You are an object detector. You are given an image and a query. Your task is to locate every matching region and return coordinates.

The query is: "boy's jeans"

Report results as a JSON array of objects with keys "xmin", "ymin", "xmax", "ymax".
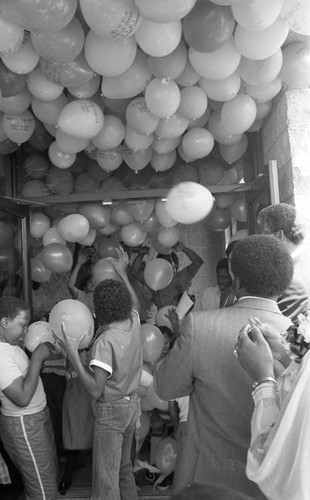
[{"xmin": 92, "ymin": 393, "xmax": 140, "ymax": 500}]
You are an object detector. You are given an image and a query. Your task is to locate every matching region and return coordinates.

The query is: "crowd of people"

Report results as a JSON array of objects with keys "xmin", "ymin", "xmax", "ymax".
[{"xmin": 0, "ymin": 202, "xmax": 310, "ymax": 500}]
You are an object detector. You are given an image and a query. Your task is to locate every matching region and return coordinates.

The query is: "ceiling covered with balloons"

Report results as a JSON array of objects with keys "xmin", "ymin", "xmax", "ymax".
[{"xmin": 0, "ymin": 0, "xmax": 310, "ymax": 255}]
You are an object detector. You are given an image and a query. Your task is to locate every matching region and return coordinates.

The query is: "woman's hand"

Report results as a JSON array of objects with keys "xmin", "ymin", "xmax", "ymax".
[
  {"xmin": 249, "ymin": 317, "xmax": 287, "ymax": 360},
  {"xmin": 235, "ymin": 320, "xmax": 275, "ymax": 382}
]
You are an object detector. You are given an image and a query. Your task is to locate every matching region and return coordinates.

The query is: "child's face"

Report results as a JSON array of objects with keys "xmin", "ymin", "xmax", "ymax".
[{"xmin": 1, "ymin": 310, "xmax": 30, "ymax": 346}]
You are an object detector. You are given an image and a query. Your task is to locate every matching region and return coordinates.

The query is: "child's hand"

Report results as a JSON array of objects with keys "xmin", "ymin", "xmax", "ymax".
[
  {"xmin": 106, "ymin": 248, "xmax": 129, "ymax": 275},
  {"xmin": 52, "ymin": 322, "xmax": 86, "ymax": 356},
  {"xmin": 32, "ymin": 342, "xmax": 56, "ymax": 363}
]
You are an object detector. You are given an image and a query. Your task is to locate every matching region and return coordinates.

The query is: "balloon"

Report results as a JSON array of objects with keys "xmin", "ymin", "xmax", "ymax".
[
  {"xmin": 147, "ymin": 40, "xmax": 187, "ymax": 80},
  {"xmin": 182, "ymin": 128, "xmax": 214, "ymax": 160},
  {"xmin": 135, "ymin": 18, "xmax": 182, "ymax": 57},
  {"xmin": 208, "ymin": 112, "xmax": 243, "ymax": 146},
  {"xmin": 48, "ymin": 141, "xmax": 76, "ymax": 169},
  {"xmin": 146, "ymin": 382, "xmax": 169, "ymax": 411},
  {"xmin": 280, "ymin": 0, "xmax": 310, "ymax": 36},
  {"xmin": 24, "ymin": 321, "xmax": 55, "ymax": 352},
  {"xmin": 68, "ymin": 74, "xmax": 101, "ymax": 99},
  {"xmin": 75, "ymin": 172, "xmax": 100, "ymax": 193},
  {"xmin": 199, "ymin": 160, "xmax": 226, "ymax": 185},
  {"xmin": 31, "ymin": 256, "xmax": 52, "ymax": 283},
  {"xmin": 151, "ymin": 151, "xmax": 176, "ymax": 172},
  {"xmin": 124, "ymin": 126, "xmax": 153, "ymax": 151},
  {"xmin": 39, "ymin": 53, "xmax": 94, "ymax": 88},
  {"xmin": 0, "ymin": 88, "xmax": 30, "ymax": 115},
  {"xmin": 155, "ymin": 200, "xmax": 177, "ymax": 229},
  {"xmin": 85, "ymin": 30, "xmax": 137, "ymax": 77},
  {"xmin": 218, "ymin": 166, "xmax": 238, "ymax": 184},
  {"xmin": 144, "ymin": 258, "xmax": 174, "ymax": 291},
  {"xmin": 121, "ymin": 222, "xmax": 146, "ymax": 247},
  {"xmin": 43, "ymin": 227, "xmax": 66, "ymax": 246},
  {"xmin": 157, "ymin": 227, "xmax": 179, "ymax": 250},
  {"xmin": 55, "ymin": 129, "xmax": 89, "ymax": 154},
  {"xmin": 27, "ymin": 68, "xmax": 64, "ymax": 102},
  {"xmin": 145, "ymin": 78, "xmax": 180, "ymax": 119},
  {"xmin": 49, "ymin": 299, "xmax": 94, "ymax": 350},
  {"xmin": 30, "ymin": 212, "xmax": 50, "ymax": 239},
  {"xmin": 92, "ymin": 115, "xmax": 125, "ymax": 151},
  {"xmin": 30, "ymin": 17, "xmax": 84, "ymax": 64},
  {"xmin": 229, "ymin": 195, "xmax": 247, "ymax": 222},
  {"xmin": 279, "ymin": 43, "xmax": 310, "ymax": 89},
  {"xmin": 140, "ymin": 369, "xmax": 153, "ymax": 388},
  {"xmin": 221, "ymin": 95, "xmax": 256, "ymax": 134},
  {"xmin": 241, "ymin": 77, "xmax": 282, "ymax": 104},
  {"xmin": 57, "ymin": 99, "xmax": 104, "ymax": 140},
  {"xmin": 2, "ymin": 110, "xmax": 35, "ymax": 144},
  {"xmin": 219, "ymin": 134, "xmax": 248, "ymax": 164},
  {"xmin": 23, "ymin": 155, "xmax": 49, "ymax": 180},
  {"xmin": 86, "ymin": 157, "xmax": 110, "ymax": 182},
  {"xmin": 231, "ymin": 0, "xmax": 283, "ymax": 31},
  {"xmin": 166, "ymin": 181, "xmax": 214, "ymax": 224},
  {"xmin": 140, "ymin": 213, "xmax": 161, "ymax": 234},
  {"xmin": 31, "ymin": 93, "xmax": 68, "ymax": 126},
  {"xmin": 92, "ymin": 258, "xmax": 120, "ymax": 285},
  {"xmin": 189, "ymin": 38, "xmax": 240, "ymax": 81},
  {"xmin": 97, "ymin": 222, "xmax": 119, "ymax": 237},
  {"xmin": 183, "ymin": 1, "xmax": 235, "ymax": 53},
  {"xmin": 128, "ymin": 200, "xmax": 155, "ymax": 222},
  {"xmin": 155, "ymin": 113, "xmax": 189, "ymax": 140},
  {"xmin": 178, "ymin": 86, "xmax": 208, "ymax": 120},
  {"xmin": 58, "ymin": 214, "xmax": 90, "ymax": 243},
  {"xmin": 101, "ymin": 50, "xmax": 152, "ymax": 99},
  {"xmin": 123, "ymin": 146, "xmax": 152, "ymax": 172},
  {"xmin": 46, "ymin": 167, "xmax": 74, "ymax": 195},
  {"xmin": 215, "ymin": 192, "xmax": 237, "ymax": 209},
  {"xmin": 111, "ymin": 202, "xmax": 133, "ymax": 226},
  {"xmin": 78, "ymin": 229, "xmax": 97, "ymax": 247},
  {"xmin": 0, "ymin": 14, "xmax": 23, "ymax": 58},
  {"xmin": 0, "ymin": 60, "xmax": 25, "ymax": 97},
  {"xmin": 3, "ymin": 36, "xmax": 38, "ymax": 76},
  {"xmin": 175, "ymin": 58, "xmax": 200, "ymax": 87},
  {"xmin": 239, "ymin": 49, "xmax": 283, "ymax": 87},
  {"xmin": 152, "ymin": 136, "xmax": 181, "ymax": 155},
  {"xmin": 78, "ymin": 203, "xmax": 111, "ymax": 230},
  {"xmin": 0, "ymin": 0, "xmax": 77, "ymax": 33},
  {"xmin": 80, "ymin": 0, "xmax": 140, "ymax": 39},
  {"xmin": 0, "ymin": 220, "xmax": 13, "ymax": 243},
  {"xmin": 22, "ymin": 179, "xmax": 49, "ymax": 197},
  {"xmin": 141, "ymin": 324, "xmax": 165, "ymax": 362},
  {"xmin": 155, "ymin": 437, "xmax": 178, "ymax": 474},
  {"xmin": 199, "ymin": 71, "xmax": 240, "ymax": 102},
  {"xmin": 135, "ymin": 0, "xmax": 196, "ymax": 23},
  {"xmin": 256, "ymin": 101, "xmax": 273, "ymax": 120},
  {"xmin": 234, "ymin": 17, "xmax": 289, "ymax": 60},
  {"xmin": 126, "ymin": 97, "xmax": 159, "ymax": 135},
  {"xmin": 41, "ymin": 243, "xmax": 73, "ymax": 273},
  {"xmin": 96, "ymin": 149, "xmax": 123, "ymax": 173},
  {"xmin": 97, "ymin": 238, "xmax": 121, "ymax": 259},
  {"xmin": 205, "ymin": 206, "xmax": 231, "ymax": 231}
]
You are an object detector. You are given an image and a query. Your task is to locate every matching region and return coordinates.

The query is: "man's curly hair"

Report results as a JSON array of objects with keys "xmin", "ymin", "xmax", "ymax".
[
  {"xmin": 93, "ymin": 279, "xmax": 133, "ymax": 325},
  {"xmin": 257, "ymin": 203, "xmax": 305, "ymax": 246},
  {"xmin": 230, "ymin": 235, "xmax": 294, "ymax": 297}
]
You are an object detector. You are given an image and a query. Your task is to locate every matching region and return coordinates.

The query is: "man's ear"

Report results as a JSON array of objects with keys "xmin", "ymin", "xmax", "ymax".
[{"xmin": 275, "ymin": 229, "xmax": 284, "ymax": 241}]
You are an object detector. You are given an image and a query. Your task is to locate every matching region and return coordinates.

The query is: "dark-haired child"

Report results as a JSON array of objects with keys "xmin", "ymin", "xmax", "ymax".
[
  {"xmin": 0, "ymin": 296, "xmax": 58, "ymax": 499},
  {"xmin": 57, "ymin": 250, "xmax": 143, "ymax": 500}
]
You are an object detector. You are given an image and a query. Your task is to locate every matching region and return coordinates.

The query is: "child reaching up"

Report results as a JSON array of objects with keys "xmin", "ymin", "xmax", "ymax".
[
  {"xmin": 0, "ymin": 297, "xmax": 58, "ymax": 499},
  {"xmin": 68, "ymin": 246, "xmax": 96, "ymax": 315},
  {"xmin": 56, "ymin": 249, "xmax": 143, "ymax": 500}
]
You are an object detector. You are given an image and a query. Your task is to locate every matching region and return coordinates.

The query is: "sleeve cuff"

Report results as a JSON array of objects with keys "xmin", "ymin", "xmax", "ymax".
[{"xmin": 89, "ymin": 360, "xmax": 112, "ymax": 378}]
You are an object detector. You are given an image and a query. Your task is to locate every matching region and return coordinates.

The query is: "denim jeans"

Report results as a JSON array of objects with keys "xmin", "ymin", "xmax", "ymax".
[{"xmin": 92, "ymin": 394, "xmax": 140, "ymax": 500}]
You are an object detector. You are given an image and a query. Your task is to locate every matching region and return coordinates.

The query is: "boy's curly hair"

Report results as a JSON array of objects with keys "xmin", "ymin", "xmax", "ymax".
[
  {"xmin": 231, "ymin": 235, "xmax": 294, "ymax": 298},
  {"xmin": 93, "ymin": 279, "xmax": 133, "ymax": 325},
  {"xmin": 0, "ymin": 297, "xmax": 29, "ymax": 321},
  {"xmin": 257, "ymin": 203, "xmax": 305, "ymax": 246}
]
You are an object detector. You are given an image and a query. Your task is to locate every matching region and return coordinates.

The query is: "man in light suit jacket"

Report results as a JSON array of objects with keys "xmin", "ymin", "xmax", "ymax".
[{"xmin": 154, "ymin": 235, "xmax": 294, "ymax": 500}]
